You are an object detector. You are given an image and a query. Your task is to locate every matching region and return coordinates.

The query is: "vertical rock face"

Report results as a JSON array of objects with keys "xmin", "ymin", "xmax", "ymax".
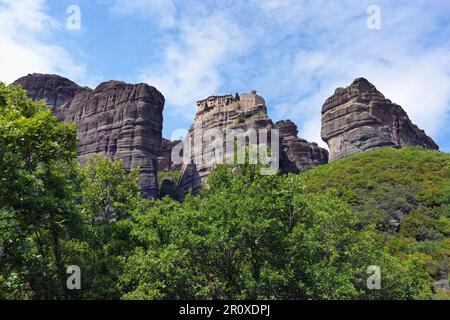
[
  {"xmin": 321, "ymin": 78, "xmax": 438, "ymax": 161},
  {"xmin": 158, "ymin": 138, "xmax": 182, "ymax": 172},
  {"xmin": 14, "ymin": 74, "xmax": 165, "ymax": 198},
  {"xmin": 178, "ymin": 91, "xmax": 328, "ymax": 196},
  {"xmin": 14, "ymin": 74, "xmax": 81, "ymax": 121},
  {"xmin": 179, "ymin": 92, "xmax": 274, "ymax": 196},
  {"xmin": 275, "ymin": 120, "xmax": 328, "ymax": 172}
]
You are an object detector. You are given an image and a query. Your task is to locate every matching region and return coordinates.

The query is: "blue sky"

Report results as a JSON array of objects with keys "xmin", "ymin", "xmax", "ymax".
[{"xmin": 1, "ymin": 0, "xmax": 449, "ymax": 151}]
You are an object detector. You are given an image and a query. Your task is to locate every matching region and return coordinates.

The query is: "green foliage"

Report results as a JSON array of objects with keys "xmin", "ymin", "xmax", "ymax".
[
  {"xmin": 0, "ymin": 83, "xmax": 80, "ymax": 299},
  {"xmin": 120, "ymin": 165, "xmax": 433, "ymax": 300},
  {"xmin": 80, "ymin": 156, "xmax": 141, "ymax": 221},
  {"xmin": 65, "ymin": 156, "xmax": 147, "ymax": 299},
  {"xmin": 301, "ymin": 147, "xmax": 449, "ymax": 231},
  {"xmin": 157, "ymin": 170, "xmax": 182, "ymax": 199},
  {"xmin": 0, "ymin": 82, "xmax": 147, "ymax": 299},
  {"xmin": 157, "ymin": 170, "xmax": 181, "ymax": 184},
  {"xmin": 238, "ymin": 115, "xmax": 246, "ymax": 124}
]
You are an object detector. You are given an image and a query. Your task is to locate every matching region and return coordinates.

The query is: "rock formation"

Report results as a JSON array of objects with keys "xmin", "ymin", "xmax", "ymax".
[
  {"xmin": 14, "ymin": 73, "xmax": 165, "ymax": 198},
  {"xmin": 321, "ymin": 78, "xmax": 438, "ymax": 161},
  {"xmin": 13, "ymin": 73, "xmax": 81, "ymax": 121},
  {"xmin": 178, "ymin": 91, "xmax": 328, "ymax": 196},
  {"xmin": 158, "ymin": 138, "xmax": 182, "ymax": 172}
]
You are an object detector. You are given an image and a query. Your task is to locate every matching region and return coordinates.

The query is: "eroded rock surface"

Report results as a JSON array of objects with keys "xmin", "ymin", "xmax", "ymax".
[
  {"xmin": 275, "ymin": 120, "xmax": 328, "ymax": 173},
  {"xmin": 158, "ymin": 138, "xmax": 182, "ymax": 172},
  {"xmin": 15, "ymin": 73, "xmax": 165, "ymax": 198},
  {"xmin": 14, "ymin": 73, "xmax": 81, "ymax": 121},
  {"xmin": 321, "ymin": 78, "xmax": 438, "ymax": 161}
]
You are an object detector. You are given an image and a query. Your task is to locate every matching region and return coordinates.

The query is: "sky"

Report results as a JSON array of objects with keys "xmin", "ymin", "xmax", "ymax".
[{"xmin": 0, "ymin": 0, "xmax": 449, "ymax": 151}]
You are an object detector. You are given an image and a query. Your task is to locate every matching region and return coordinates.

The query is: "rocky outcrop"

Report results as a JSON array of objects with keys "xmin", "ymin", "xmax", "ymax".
[
  {"xmin": 275, "ymin": 120, "xmax": 328, "ymax": 173},
  {"xmin": 15, "ymin": 73, "xmax": 165, "ymax": 198},
  {"xmin": 178, "ymin": 92, "xmax": 272, "ymax": 196},
  {"xmin": 178, "ymin": 91, "xmax": 328, "ymax": 196},
  {"xmin": 14, "ymin": 73, "xmax": 81, "ymax": 121},
  {"xmin": 158, "ymin": 138, "xmax": 182, "ymax": 172},
  {"xmin": 321, "ymin": 78, "xmax": 438, "ymax": 161}
]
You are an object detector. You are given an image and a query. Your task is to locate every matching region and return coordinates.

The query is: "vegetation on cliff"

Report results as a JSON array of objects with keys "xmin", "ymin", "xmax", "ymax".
[
  {"xmin": 301, "ymin": 147, "xmax": 449, "ymax": 296},
  {"xmin": 0, "ymin": 83, "xmax": 448, "ymax": 300}
]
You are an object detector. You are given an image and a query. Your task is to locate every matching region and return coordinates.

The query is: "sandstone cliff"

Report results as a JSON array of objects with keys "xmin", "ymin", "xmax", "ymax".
[
  {"xmin": 14, "ymin": 74, "xmax": 165, "ymax": 198},
  {"xmin": 321, "ymin": 78, "xmax": 438, "ymax": 161},
  {"xmin": 158, "ymin": 138, "xmax": 182, "ymax": 172},
  {"xmin": 13, "ymin": 73, "xmax": 81, "ymax": 121},
  {"xmin": 275, "ymin": 120, "xmax": 328, "ymax": 173},
  {"xmin": 178, "ymin": 91, "xmax": 328, "ymax": 196}
]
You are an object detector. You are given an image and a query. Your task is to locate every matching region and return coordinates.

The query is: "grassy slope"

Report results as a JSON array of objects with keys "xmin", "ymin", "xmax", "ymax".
[{"xmin": 300, "ymin": 147, "xmax": 449, "ymax": 288}]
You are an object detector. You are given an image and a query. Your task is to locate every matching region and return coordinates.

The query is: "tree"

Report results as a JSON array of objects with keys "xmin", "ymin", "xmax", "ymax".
[
  {"xmin": 0, "ymin": 83, "xmax": 80, "ymax": 299},
  {"xmin": 0, "ymin": 82, "xmax": 438, "ymax": 300},
  {"xmin": 300, "ymin": 147, "xmax": 450, "ymax": 291},
  {"xmin": 120, "ymin": 164, "xmax": 433, "ymax": 299},
  {"xmin": 69, "ymin": 156, "xmax": 146, "ymax": 299}
]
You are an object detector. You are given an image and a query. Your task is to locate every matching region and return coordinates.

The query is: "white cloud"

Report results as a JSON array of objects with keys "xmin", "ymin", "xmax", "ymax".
[
  {"xmin": 355, "ymin": 50, "xmax": 450, "ymax": 138},
  {"xmin": 282, "ymin": 47, "xmax": 450, "ymax": 148},
  {"xmin": 0, "ymin": 0, "xmax": 85, "ymax": 84},
  {"xmin": 139, "ymin": 11, "xmax": 249, "ymax": 121},
  {"xmin": 109, "ymin": 0, "xmax": 450, "ymax": 150},
  {"xmin": 251, "ymin": 0, "xmax": 450, "ymax": 148}
]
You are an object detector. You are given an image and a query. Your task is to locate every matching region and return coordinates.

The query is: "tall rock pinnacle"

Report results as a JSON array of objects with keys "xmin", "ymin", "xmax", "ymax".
[
  {"xmin": 178, "ymin": 91, "xmax": 328, "ymax": 196},
  {"xmin": 321, "ymin": 78, "xmax": 438, "ymax": 161}
]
